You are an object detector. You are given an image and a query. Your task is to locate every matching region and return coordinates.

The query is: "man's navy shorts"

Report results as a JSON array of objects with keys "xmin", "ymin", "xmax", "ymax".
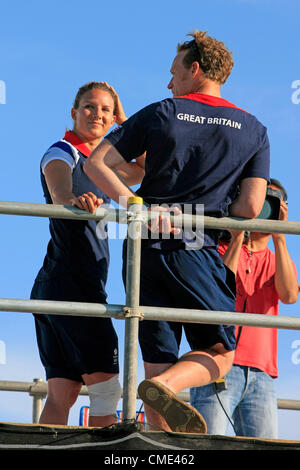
[
  {"xmin": 123, "ymin": 244, "xmax": 236, "ymax": 364},
  {"xmin": 31, "ymin": 272, "xmax": 119, "ymax": 381}
]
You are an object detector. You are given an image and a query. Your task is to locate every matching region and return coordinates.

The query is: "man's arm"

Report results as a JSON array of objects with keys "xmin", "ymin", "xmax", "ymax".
[
  {"xmin": 115, "ymin": 153, "xmax": 145, "ymax": 186},
  {"xmin": 272, "ymin": 200, "xmax": 299, "ymax": 304},
  {"xmin": 229, "ymin": 177, "xmax": 267, "ymax": 218},
  {"xmin": 221, "ymin": 232, "xmax": 245, "ymax": 275},
  {"xmin": 84, "ymin": 139, "xmax": 138, "ymax": 207}
]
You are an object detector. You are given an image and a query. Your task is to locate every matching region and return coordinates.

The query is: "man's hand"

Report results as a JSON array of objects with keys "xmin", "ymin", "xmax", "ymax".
[
  {"xmin": 271, "ymin": 199, "xmax": 299, "ymax": 304},
  {"xmin": 272, "ymin": 200, "xmax": 288, "ymax": 242},
  {"xmin": 148, "ymin": 205, "xmax": 182, "ymax": 235},
  {"xmin": 221, "ymin": 230, "xmax": 245, "ymax": 275}
]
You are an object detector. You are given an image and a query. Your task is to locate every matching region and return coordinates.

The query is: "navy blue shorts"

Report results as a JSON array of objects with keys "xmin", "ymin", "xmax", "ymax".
[
  {"xmin": 123, "ymin": 243, "xmax": 236, "ymax": 364},
  {"xmin": 31, "ymin": 273, "xmax": 119, "ymax": 381}
]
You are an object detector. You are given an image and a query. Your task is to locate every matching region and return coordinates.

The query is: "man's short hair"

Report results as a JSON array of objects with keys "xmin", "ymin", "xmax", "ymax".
[{"xmin": 177, "ymin": 30, "xmax": 234, "ymax": 85}]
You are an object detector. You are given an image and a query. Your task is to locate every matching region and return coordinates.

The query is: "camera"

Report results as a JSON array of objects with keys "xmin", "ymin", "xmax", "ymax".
[{"xmin": 257, "ymin": 187, "xmax": 282, "ymax": 220}]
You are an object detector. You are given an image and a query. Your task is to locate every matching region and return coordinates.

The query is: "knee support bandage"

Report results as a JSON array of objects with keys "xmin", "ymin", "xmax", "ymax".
[{"xmin": 87, "ymin": 375, "xmax": 122, "ymax": 416}]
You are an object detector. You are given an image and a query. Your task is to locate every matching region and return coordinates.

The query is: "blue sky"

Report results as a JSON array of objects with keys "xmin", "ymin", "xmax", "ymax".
[{"xmin": 0, "ymin": 0, "xmax": 299, "ymax": 439}]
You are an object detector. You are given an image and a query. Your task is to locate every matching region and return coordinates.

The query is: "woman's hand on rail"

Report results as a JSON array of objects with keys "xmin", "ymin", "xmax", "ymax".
[{"xmin": 73, "ymin": 192, "xmax": 103, "ymax": 213}]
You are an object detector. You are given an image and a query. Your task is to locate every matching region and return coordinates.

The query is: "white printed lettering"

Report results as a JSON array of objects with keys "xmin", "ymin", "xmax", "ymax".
[{"xmin": 176, "ymin": 112, "xmax": 241, "ymax": 129}]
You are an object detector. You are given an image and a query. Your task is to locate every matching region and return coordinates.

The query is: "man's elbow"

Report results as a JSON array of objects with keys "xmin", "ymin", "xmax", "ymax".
[
  {"xmin": 242, "ymin": 201, "xmax": 264, "ymax": 219},
  {"xmin": 230, "ymin": 197, "xmax": 265, "ymax": 219},
  {"xmin": 280, "ymin": 291, "xmax": 299, "ymax": 305},
  {"xmin": 135, "ymin": 166, "xmax": 145, "ymax": 183},
  {"xmin": 232, "ymin": 178, "xmax": 268, "ymax": 219}
]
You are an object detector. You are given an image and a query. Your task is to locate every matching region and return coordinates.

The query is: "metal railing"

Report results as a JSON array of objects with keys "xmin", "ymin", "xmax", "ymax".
[
  {"xmin": 1, "ymin": 378, "xmax": 299, "ymax": 424},
  {"xmin": 0, "ymin": 200, "xmax": 300, "ymax": 423}
]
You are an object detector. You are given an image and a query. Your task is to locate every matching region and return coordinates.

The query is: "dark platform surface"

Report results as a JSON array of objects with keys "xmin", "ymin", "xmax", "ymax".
[{"xmin": 0, "ymin": 421, "xmax": 299, "ymax": 452}]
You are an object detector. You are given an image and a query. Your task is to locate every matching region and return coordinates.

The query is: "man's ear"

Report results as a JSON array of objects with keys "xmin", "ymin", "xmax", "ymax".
[
  {"xmin": 191, "ymin": 61, "xmax": 201, "ymax": 78},
  {"xmin": 71, "ymin": 108, "xmax": 76, "ymax": 121}
]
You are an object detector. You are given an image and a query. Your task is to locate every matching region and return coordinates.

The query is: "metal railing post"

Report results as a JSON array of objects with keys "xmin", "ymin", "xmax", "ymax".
[
  {"xmin": 122, "ymin": 197, "xmax": 143, "ymax": 421},
  {"xmin": 29, "ymin": 378, "xmax": 47, "ymax": 423}
]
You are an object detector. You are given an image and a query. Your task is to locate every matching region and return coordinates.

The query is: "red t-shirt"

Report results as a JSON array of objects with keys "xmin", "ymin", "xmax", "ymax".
[{"xmin": 218, "ymin": 241, "xmax": 298, "ymax": 378}]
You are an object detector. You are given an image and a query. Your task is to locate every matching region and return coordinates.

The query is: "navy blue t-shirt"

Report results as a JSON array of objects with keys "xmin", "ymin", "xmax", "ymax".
[
  {"xmin": 35, "ymin": 138, "xmax": 111, "ymax": 293},
  {"xmin": 106, "ymin": 93, "xmax": 270, "ymax": 247}
]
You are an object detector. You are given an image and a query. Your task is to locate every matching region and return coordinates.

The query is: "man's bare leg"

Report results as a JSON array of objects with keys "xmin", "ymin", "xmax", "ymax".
[
  {"xmin": 39, "ymin": 378, "xmax": 82, "ymax": 425},
  {"xmin": 143, "ymin": 362, "xmax": 174, "ymax": 431},
  {"xmin": 142, "ymin": 344, "xmax": 235, "ymax": 431}
]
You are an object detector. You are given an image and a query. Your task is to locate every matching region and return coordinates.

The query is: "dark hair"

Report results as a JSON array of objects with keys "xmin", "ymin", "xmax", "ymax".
[
  {"xmin": 73, "ymin": 82, "xmax": 117, "ymax": 113},
  {"xmin": 269, "ymin": 178, "xmax": 288, "ymax": 202}
]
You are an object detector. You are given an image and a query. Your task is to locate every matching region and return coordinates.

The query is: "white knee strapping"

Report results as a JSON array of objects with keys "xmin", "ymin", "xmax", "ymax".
[{"xmin": 87, "ymin": 375, "xmax": 122, "ymax": 416}]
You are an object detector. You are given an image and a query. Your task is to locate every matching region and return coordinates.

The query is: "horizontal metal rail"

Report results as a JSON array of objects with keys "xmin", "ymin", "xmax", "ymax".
[
  {"xmin": 0, "ymin": 298, "xmax": 299, "ymax": 330},
  {"xmin": 1, "ymin": 200, "xmax": 300, "ymax": 234},
  {"xmin": 0, "ymin": 380, "xmax": 299, "ymax": 423}
]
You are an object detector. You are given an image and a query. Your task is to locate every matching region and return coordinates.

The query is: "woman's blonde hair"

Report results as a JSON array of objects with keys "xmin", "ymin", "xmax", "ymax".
[{"xmin": 73, "ymin": 82, "xmax": 117, "ymax": 113}]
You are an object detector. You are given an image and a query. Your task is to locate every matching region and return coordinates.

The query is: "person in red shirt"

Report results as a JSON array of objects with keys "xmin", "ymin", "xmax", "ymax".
[{"xmin": 190, "ymin": 179, "xmax": 299, "ymax": 438}]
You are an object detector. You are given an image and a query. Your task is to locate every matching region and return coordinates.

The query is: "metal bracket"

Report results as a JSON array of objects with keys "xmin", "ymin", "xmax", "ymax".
[
  {"xmin": 122, "ymin": 307, "xmax": 144, "ymax": 320},
  {"xmin": 28, "ymin": 379, "xmax": 47, "ymax": 398},
  {"xmin": 126, "ymin": 211, "xmax": 148, "ymax": 224}
]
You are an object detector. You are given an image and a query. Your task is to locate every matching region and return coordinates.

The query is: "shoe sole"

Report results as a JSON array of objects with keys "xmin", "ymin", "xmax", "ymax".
[{"xmin": 138, "ymin": 379, "xmax": 207, "ymax": 434}]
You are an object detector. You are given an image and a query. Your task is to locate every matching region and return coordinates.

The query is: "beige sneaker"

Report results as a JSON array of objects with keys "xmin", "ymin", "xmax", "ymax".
[{"xmin": 138, "ymin": 379, "xmax": 207, "ymax": 434}]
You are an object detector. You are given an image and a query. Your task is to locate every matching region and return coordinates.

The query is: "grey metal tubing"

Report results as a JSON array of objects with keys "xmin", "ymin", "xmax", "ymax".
[
  {"xmin": 202, "ymin": 215, "xmax": 300, "ymax": 235},
  {"xmin": 139, "ymin": 306, "xmax": 300, "ymax": 330},
  {"xmin": 277, "ymin": 399, "xmax": 300, "ymax": 411},
  {"xmin": 0, "ymin": 379, "xmax": 88, "ymax": 396},
  {"xmin": 0, "ymin": 298, "xmax": 299, "ymax": 330},
  {"xmin": 30, "ymin": 379, "xmax": 46, "ymax": 424},
  {"xmin": 0, "ymin": 380, "xmax": 45, "ymax": 393},
  {"xmin": 172, "ymin": 214, "xmax": 300, "ymax": 235},
  {"xmin": 1, "ymin": 200, "xmax": 300, "ymax": 235},
  {"xmin": 0, "ymin": 380, "xmax": 299, "ymax": 425},
  {"xmin": 0, "ymin": 297, "xmax": 124, "ymax": 319},
  {"xmin": 122, "ymin": 202, "xmax": 143, "ymax": 421},
  {"xmin": 0, "ymin": 200, "xmax": 128, "ymax": 223}
]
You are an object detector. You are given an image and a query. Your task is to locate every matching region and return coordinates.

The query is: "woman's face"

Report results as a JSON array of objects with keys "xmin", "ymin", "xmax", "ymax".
[{"xmin": 71, "ymin": 88, "xmax": 116, "ymax": 142}]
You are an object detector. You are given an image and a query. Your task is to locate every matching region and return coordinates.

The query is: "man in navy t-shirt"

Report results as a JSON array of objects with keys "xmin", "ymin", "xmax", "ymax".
[{"xmin": 84, "ymin": 30, "xmax": 270, "ymax": 433}]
